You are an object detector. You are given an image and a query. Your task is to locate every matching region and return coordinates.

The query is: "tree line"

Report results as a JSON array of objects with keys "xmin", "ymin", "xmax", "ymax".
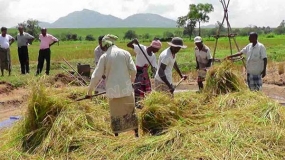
[{"xmin": 11, "ymin": 5, "xmax": 285, "ymax": 42}]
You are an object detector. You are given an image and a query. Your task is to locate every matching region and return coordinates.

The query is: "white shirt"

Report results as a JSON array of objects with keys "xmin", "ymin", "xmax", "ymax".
[
  {"xmin": 88, "ymin": 45, "xmax": 137, "ymax": 98},
  {"xmin": 16, "ymin": 32, "xmax": 34, "ymax": 47},
  {"xmin": 0, "ymin": 34, "xmax": 13, "ymax": 49},
  {"xmin": 195, "ymin": 45, "xmax": 212, "ymax": 69},
  {"xmin": 241, "ymin": 42, "xmax": 267, "ymax": 75},
  {"xmin": 155, "ymin": 47, "xmax": 176, "ymax": 84},
  {"xmin": 133, "ymin": 44, "xmax": 157, "ymax": 68},
  {"xmin": 94, "ymin": 45, "xmax": 105, "ymax": 65}
]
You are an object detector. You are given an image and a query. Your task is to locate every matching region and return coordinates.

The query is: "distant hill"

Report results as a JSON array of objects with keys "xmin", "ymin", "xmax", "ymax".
[
  {"xmin": 38, "ymin": 9, "xmax": 177, "ymax": 28},
  {"xmin": 201, "ymin": 24, "xmax": 216, "ymax": 28}
]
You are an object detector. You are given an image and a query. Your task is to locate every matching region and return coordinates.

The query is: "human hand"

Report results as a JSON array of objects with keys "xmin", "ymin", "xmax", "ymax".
[
  {"xmin": 261, "ymin": 70, "xmax": 266, "ymax": 78},
  {"xmin": 169, "ymin": 84, "xmax": 175, "ymax": 94},
  {"xmin": 85, "ymin": 95, "xmax": 92, "ymax": 99},
  {"xmin": 133, "ymin": 38, "xmax": 139, "ymax": 45},
  {"xmin": 182, "ymin": 75, "xmax": 188, "ymax": 80}
]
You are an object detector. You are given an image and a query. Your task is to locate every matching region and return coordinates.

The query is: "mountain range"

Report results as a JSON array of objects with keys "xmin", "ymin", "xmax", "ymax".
[{"xmin": 39, "ymin": 9, "xmax": 178, "ymax": 28}]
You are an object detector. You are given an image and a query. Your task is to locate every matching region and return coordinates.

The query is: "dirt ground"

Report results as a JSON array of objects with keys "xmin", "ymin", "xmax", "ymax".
[{"xmin": 1, "ymin": 69, "xmax": 285, "ymax": 123}]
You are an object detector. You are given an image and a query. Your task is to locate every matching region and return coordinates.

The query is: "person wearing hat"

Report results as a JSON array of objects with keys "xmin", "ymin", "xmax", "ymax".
[
  {"xmin": 36, "ymin": 28, "xmax": 58, "ymax": 76},
  {"xmin": 226, "ymin": 32, "xmax": 267, "ymax": 91},
  {"xmin": 87, "ymin": 34, "xmax": 139, "ymax": 137},
  {"xmin": 0, "ymin": 27, "xmax": 14, "ymax": 76},
  {"xmin": 194, "ymin": 36, "xmax": 212, "ymax": 90},
  {"xmin": 154, "ymin": 37, "xmax": 188, "ymax": 94},
  {"xmin": 127, "ymin": 38, "xmax": 162, "ymax": 109}
]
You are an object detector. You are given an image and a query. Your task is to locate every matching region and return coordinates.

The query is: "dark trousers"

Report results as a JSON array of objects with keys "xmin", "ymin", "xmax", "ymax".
[
  {"xmin": 36, "ymin": 48, "xmax": 51, "ymax": 75},
  {"xmin": 18, "ymin": 46, "xmax": 29, "ymax": 74}
]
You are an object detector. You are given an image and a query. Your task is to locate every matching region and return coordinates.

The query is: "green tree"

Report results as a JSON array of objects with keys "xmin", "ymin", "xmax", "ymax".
[
  {"xmin": 85, "ymin": 34, "xmax": 95, "ymax": 41},
  {"xmin": 124, "ymin": 30, "xmax": 137, "ymax": 39},
  {"xmin": 163, "ymin": 31, "xmax": 174, "ymax": 38},
  {"xmin": 177, "ymin": 3, "xmax": 214, "ymax": 36},
  {"xmin": 177, "ymin": 15, "xmax": 196, "ymax": 39},
  {"xmin": 18, "ymin": 19, "xmax": 41, "ymax": 39},
  {"xmin": 274, "ymin": 20, "xmax": 285, "ymax": 35}
]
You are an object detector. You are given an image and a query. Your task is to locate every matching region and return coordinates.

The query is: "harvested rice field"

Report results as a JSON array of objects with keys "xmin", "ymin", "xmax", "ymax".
[{"xmin": 1, "ymin": 61, "xmax": 285, "ymax": 159}]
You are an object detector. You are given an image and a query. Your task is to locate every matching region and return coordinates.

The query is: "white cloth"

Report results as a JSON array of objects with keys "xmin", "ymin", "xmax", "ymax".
[
  {"xmin": 241, "ymin": 42, "xmax": 267, "ymax": 75},
  {"xmin": 154, "ymin": 47, "xmax": 176, "ymax": 84},
  {"xmin": 16, "ymin": 32, "xmax": 34, "ymax": 47},
  {"xmin": 88, "ymin": 45, "xmax": 137, "ymax": 98},
  {"xmin": 195, "ymin": 45, "xmax": 212, "ymax": 69},
  {"xmin": 94, "ymin": 45, "xmax": 105, "ymax": 65},
  {"xmin": 0, "ymin": 34, "xmax": 13, "ymax": 49},
  {"xmin": 133, "ymin": 44, "xmax": 157, "ymax": 68}
]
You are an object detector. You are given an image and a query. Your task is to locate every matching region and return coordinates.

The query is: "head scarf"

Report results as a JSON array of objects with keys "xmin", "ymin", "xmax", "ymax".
[
  {"xmin": 150, "ymin": 40, "xmax": 162, "ymax": 49},
  {"xmin": 102, "ymin": 34, "xmax": 118, "ymax": 48}
]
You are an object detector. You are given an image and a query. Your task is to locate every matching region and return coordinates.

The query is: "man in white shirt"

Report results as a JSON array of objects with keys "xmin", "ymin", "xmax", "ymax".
[
  {"xmin": 227, "ymin": 32, "xmax": 267, "ymax": 91},
  {"xmin": 94, "ymin": 35, "xmax": 106, "ymax": 93},
  {"xmin": 36, "ymin": 28, "xmax": 58, "ymax": 76},
  {"xmin": 0, "ymin": 27, "xmax": 14, "ymax": 76},
  {"xmin": 154, "ymin": 37, "xmax": 188, "ymax": 94},
  {"xmin": 194, "ymin": 36, "xmax": 212, "ymax": 90},
  {"xmin": 15, "ymin": 26, "xmax": 34, "ymax": 74},
  {"xmin": 127, "ymin": 38, "xmax": 162, "ymax": 109},
  {"xmin": 87, "ymin": 34, "xmax": 139, "ymax": 137}
]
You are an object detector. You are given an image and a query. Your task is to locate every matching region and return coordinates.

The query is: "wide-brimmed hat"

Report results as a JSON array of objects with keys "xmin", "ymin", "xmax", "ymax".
[{"xmin": 167, "ymin": 37, "xmax": 187, "ymax": 49}]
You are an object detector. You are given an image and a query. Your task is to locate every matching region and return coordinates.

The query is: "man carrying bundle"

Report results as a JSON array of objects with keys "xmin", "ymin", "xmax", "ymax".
[
  {"xmin": 87, "ymin": 34, "xmax": 139, "ymax": 137},
  {"xmin": 154, "ymin": 37, "xmax": 188, "ymax": 94},
  {"xmin": 127, "ymin": 38, "xmax": 162, "ymax": 109},
  {"xmin": 194, "ymin": 36, "xmax": 212, "ymax": 90},
  {"xmin": 226, "ymin": 32, "xmax": 267, "ymax": 91}
]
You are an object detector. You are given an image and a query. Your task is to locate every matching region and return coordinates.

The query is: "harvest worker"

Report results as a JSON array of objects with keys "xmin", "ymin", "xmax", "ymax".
[
  {"xmin": 86, "ymin": 34, "xmax": 139, "ymax": 137},
  {"xmin": 15, "ymin": 26, "xmax": 34, "ymax": 74},
  {"xmin": 154, "ymin": 37, "xmax": 188, "ymax": 94},
  {"xmin": 127, "ymin": 38, "xmax": 162, "ymax": 109},
  {"xmin": 226, "ymin": 32, "xmax": 267, "ymax": 91},
  {"xmin": 94, "ymin": 35, "xmax": 106, "ymax": 93},
  {"xmin": 194, "ymin": 36, "xmax": 212, "ymax": 90},
  {"xmin": 0, "ymin": 27, "xmax": 14, "ymax": 76},
  {"xmin": 36, "ymin": 28, "xmax": 58, "ymax": 76}
]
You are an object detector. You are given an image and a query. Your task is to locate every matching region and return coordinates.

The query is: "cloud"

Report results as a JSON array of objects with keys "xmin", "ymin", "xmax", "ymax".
[{"xmin": 0, "ymin": 0, "xmax": 284, "ymax": 28}]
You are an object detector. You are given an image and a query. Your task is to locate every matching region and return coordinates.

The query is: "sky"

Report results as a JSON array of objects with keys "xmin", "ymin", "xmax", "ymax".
[{"xmin": 0, "ymin": 0, "xmax": 284, "ymax": 28}]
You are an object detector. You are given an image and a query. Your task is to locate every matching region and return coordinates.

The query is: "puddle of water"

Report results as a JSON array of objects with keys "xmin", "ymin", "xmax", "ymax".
[{"xmin": 0, "ymin": 116, "xmax": 21, "ymax": 129}]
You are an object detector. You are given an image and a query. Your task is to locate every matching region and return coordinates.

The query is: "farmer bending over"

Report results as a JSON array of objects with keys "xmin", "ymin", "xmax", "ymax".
[
  {"xmin": 194, "ymin": 36, "xmax": 212, "ymax": 90},
  {"xmin": 87, "ymin": 34, "xmax": 139, "ymax": 137},
  {"xmin": 127, "ymin": 38, "xmax": 162, "ymax": 109},
  {"xmin": 226, "ymin": 32, "xmax": 267, "ymax": 91},
  {"xmin": 154, "ymin": 37, "xmax": 188, "ymax": 95}
]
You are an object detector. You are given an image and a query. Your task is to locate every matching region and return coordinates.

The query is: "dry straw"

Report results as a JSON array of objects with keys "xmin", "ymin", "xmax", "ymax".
[{"xmin": 0, "ymin": 70, "xmax": 285, "ymax": 159}]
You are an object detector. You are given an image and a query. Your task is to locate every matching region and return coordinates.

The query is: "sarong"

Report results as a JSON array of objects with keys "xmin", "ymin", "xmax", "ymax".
[
  {"xmin": 0, "ymin": 48, "xmax": 11, "ymax": 71},
  {"xmin": 109, "ymin": 94, "xmax": 138, "ymax": 133},
  {"xmin": 134, "ymin": 65, "xmax": 151, "ymax": 98},
  {"xmin": 247, "ymin": 73, "xmax": 262, "ymax": 91}
]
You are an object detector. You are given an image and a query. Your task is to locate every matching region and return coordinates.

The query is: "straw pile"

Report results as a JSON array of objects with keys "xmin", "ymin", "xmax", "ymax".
[
  {"xmin": 204, "ymin": 60, "xmax": 247, "ymax": 95},
  {"xmin": 1, "ymin": 71, "xmax": 285, "ymax": 159}
]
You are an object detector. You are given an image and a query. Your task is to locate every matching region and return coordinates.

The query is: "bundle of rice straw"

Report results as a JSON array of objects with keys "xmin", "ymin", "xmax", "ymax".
[
  {"xmin": 140, "ymin": 92, "xmax": 180, "ymax": 135},
  {"xmin": 204, "ymin": 60, "xmax": 247, "ymax": 95}
]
